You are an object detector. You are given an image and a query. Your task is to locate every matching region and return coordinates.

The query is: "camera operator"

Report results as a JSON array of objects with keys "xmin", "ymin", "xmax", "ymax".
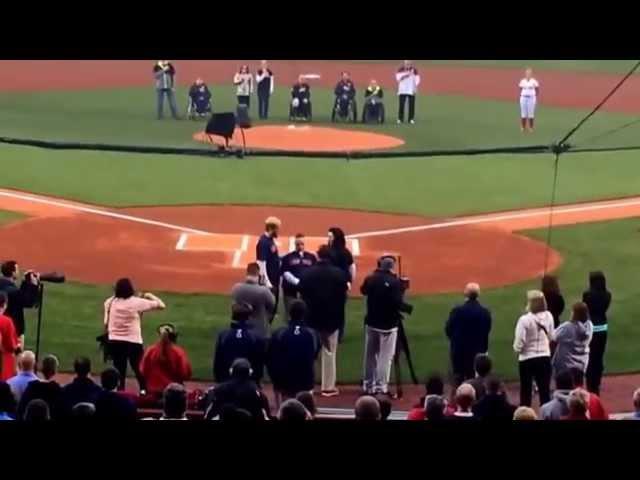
[
  {"xmin": 0, "ymin": 261, "xmax": 40, "ymax": 348},
  {"xmin": 360, "ymin": 256, "xmax": 413, "ymax": 395}
]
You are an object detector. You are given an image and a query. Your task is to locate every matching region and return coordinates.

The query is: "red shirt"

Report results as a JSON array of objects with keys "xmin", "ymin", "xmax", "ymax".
[
  {"xmin": 0, "ymin": 314, "xmax": 18, "ymax": 381},
  {"xmin": 140, "ymin": 342, "xmax": 192, "ymax": 396},
  {"xmin": 406, "ymin": 404, "xmax": 456, "ymax": 420},
  {"xmin": 587, "ymin": 393, "xmax": 608, "ymax": 420}
]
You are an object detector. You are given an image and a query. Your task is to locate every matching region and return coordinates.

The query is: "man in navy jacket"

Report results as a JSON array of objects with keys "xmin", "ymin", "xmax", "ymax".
[
  {"xmin": 445, "ymin": 283, "xmax": 492, "ymax": 385},
  {"xmin": 213, "ymin": 303, "xmax": 266, "ymax": 384}
]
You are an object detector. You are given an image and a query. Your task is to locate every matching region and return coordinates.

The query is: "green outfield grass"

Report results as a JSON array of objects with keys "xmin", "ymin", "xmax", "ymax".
[
  {"xmin": 2, "ymin": 144, "xmax": 639, "ymax": 218},
  {"xmin": 20, "ymin": 217, "xmax": 640, "ymax": 382},
  {"xmin": 0, "ymin": 85, "xmax": 637, "ymax": 152}
]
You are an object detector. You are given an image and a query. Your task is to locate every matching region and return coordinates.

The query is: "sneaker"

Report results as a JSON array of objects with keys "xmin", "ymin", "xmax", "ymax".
[
  {"xmin": 521, "ymin": 127, "xmax": 525, "ymax": 133},
  {"xmin": 321, "ymin": 389, "xmax": 340, "ymax": 397},
  {"xmin": 409, "ymin": 120, "xmax": 415, "ymax": 125},
  {"xmin": 397, "ymin": 119, "xmax": 402, "ymax": 124}
]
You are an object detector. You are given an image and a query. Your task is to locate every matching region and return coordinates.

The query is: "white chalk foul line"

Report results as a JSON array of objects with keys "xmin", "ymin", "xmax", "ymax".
[
  {"xmin": 348, "ymin": 197, "xmax": 640, "ymax": 239},
  {"xmin": 175, "ymin": 233, "xmax": 188, "ymax": 251},
  {"xmin": 240, "ymin": 235, "xmax": 250, "ymax": 251},
  {"xmin": 0, "ymin": 190, "xmax": 213, "ymax": 236}
]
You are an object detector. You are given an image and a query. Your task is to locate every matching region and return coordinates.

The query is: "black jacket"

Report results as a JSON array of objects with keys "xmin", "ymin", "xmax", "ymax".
[
  {"xmin": 61, "ymin": 377, "xmax": 102, "ymax": 415},
  {"xmin": 203, "ymin": 378, "xmax": 270, "ymax": 421},
  {"xmin": 335, "ymin": 79, "xmax": 356, "ymax": 99},
  {"xmin": 267, "ymin": 323, "xmax": 320, "ymax": 395},
  {"xmin": 583, "ymin": 289, "xmax": 612, "ymax": 327},
  {"xmin": 17, "ymin": 380, "xmax": 63, "ymax": 420},
  {"xmin": 472, "ymin": 393, "xmax": 517, "ymax": 421},
  {"xmin": 94, "ymin": 390, "xmax": 137, "ymax": 421},
  {"xmin": 544, "ymin": 291, "xmax": 565, "ymax": 328},
  {"xmin": 0, "ymin": 277, "xmax": 39, "ymax": 336},
  {"xmin": 291, "ymin": 83, "xmax": 311, "ymax": 100},
  {"xmin": 445, "ymin": 299, "xmax": 492, "ymax": 358},
  {"xmin": 213, "ymin": 321, "xmax": 266, "ymax": 383},
  {"xmin": 360, "ymin": 269, "xmax": 413, "ymax": 330},
  {"xmin": 298, "ymin": 260, "xmax": 349, "ymax": 333}
]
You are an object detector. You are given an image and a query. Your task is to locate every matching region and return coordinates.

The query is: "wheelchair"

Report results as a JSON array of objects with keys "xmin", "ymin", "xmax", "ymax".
[
  {"xmin": 187, "ymin": 94, "xmax": 212, "ymax": 120},
  {"xmin": 331, "ymin": 94, "xmax": 357, "ymax": 123},
  {"xmin": 361, "ymin": 95, "xmax": 385, "ymax": 124},
  {"xmin": 289, "ymin": 97, "xmax": 312, "ymax": 122}
]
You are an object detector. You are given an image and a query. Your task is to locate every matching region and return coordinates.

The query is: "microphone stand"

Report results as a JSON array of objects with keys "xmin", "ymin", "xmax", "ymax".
[{"xmin": 34, "ymin": 283, "xmax": 45, "ymax": 366}]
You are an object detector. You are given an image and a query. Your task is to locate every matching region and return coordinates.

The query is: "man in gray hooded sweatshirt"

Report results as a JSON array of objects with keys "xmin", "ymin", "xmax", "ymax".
[{"xmin": 539, "ymin": 370, "xmax": 574, "ymax": 420}]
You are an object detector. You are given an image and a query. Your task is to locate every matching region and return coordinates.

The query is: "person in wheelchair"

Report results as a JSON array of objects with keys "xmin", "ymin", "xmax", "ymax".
[
  {"xmin": 332, "ymin": 72, "xmax": 357, "ymax": 122},
  {"xmin": 290, "ymin": 75, "xmax": 312, "ymax": 121},
  {"xmin": 362, "ymin": 79, "xmax": 385, "ymax": 124},
  {"xmin": 187, "ymin": 78, "xmax": 212, "ymax": 119},
  {"xmin": 331, "ymin": 72, "xmax": 358, "ymax": 123}
]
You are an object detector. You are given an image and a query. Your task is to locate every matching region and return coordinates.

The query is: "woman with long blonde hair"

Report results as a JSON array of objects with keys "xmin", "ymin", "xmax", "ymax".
[{"xmin": 513, "ymin": 290, "xmax": 555, "ymax": 407}]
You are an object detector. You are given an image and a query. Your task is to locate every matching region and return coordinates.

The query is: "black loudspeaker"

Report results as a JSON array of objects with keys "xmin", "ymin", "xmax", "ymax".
[
  {"xmin": 236, "ymin": 104, "xmax": 251, "ymax": 129},
  {"xmin": 205, "ymin": 112, "xmax": 236, "ymax": 139}
]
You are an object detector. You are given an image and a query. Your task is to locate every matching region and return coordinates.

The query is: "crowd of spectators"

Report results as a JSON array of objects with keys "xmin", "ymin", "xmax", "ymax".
[{"xmin": 0, "ymin": 251, "xmax": 634, "ymax": 422}]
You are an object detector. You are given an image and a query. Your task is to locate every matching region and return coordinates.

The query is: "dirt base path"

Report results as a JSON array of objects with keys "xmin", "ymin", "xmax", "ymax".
[
  {"xmin": 2, "ymin": 190, "xmax": 640, "ymax": 295},
  {"xmin": 1, "ymin": 60, "xmax": 639, "ymax": 113}
]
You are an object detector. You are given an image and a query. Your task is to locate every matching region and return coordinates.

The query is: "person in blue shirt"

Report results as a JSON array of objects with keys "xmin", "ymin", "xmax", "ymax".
[
  {"xmin": 7, "ymin": 350, "xmax": 38, "ymax": 403},
  {"xmin": 280, "ymin": 233, "xmax": 317, "ymax": 323},
  {"xmin": 0, "ymin": 381, "xmax": 17, "ymax": 420},
  {"xmin": 256, "ymin": 216, "xmax": 282, "ymax": 323}
]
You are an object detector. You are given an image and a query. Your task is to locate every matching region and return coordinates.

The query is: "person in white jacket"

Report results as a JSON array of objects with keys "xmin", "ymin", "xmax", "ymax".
[
  {"xmin": 395, "ymin": 60, "xmax": 420, "ymax": 124},
  {"xmin": 513, "ymin": 290, "xmax": 555, "ymax": 407}
]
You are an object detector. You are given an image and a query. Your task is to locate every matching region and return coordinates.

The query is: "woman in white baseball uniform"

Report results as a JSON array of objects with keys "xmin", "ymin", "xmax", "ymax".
[{"xmin": 519, "ymin": 68, "xmax": 539, "ymax": 133}]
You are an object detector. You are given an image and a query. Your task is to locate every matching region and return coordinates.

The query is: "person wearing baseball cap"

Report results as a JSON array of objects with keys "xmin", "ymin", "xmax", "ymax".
[
  {"xmin": 256, "ymin": 216, "xmax": 282, "ymax": 323},
  {"xmin": 139, "ymin": 323, "xmax": 192, "ymax": 400}
]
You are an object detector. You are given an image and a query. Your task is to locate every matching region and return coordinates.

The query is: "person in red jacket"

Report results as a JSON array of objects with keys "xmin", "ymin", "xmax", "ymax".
[
  {"xmin": 0, "ymin": 292, "xmax": 19, "ymax": 382},
  {"xmin": 569, "ymin": 367, "xmax": 608, "ymax": 420},
  {"xmin": 140, "ymin": 324, "xmax": 192, "ymax": 400}
]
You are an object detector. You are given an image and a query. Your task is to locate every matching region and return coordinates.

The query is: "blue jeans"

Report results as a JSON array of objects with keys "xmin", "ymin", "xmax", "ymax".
[{"xmin": 157, "ymin": 89, "xmax": 178, "ymax": 119}]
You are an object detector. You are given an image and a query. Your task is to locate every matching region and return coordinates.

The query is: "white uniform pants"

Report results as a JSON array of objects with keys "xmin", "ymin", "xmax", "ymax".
[
  {"xmin": 362, "ymin": 326, "xmax": 398, "ymax": 394},
  {"xmin": 520, "ymin": 96, "xmax": 537, "ymax": 119}
]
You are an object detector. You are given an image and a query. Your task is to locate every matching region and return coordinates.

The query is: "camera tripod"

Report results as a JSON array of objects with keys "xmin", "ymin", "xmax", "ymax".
[{"xmin": 391, "ymin": 255, "xmax": 418, "ymax": 399}]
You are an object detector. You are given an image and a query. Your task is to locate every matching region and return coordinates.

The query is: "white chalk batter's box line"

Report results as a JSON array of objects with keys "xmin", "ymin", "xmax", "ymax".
[{"xmin": 175, "ymin": 233, "xmax": 360, "ymax": 268}]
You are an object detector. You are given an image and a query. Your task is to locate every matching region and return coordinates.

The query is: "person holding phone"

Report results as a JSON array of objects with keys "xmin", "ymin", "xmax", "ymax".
[{"xmin": 103, "ymin": 278, "xmax": 166, "ymax": 394}]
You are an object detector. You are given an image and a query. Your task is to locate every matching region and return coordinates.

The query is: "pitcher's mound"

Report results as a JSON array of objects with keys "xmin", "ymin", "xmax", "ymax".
[{"xmin": 193, "ymin": 125, "xmax": 404, "ymax": 152}]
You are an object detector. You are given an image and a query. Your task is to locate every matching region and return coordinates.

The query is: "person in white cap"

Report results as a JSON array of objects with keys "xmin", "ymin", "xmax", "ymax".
[{"xmin": 256, "ymin": 216, "xmax": 282, "ymax": 323}]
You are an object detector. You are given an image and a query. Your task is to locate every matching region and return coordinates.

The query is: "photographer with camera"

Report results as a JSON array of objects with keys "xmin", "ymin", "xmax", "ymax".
[
  {"xmin": 0, "ymin": 261, "xmax": 40, "ymax": 348},
  {"xmin": 103, "ymin": 278, "xmax": 166, "ymax": 394},
  {"xmin": 360, "ymin": 255, "xmax": 413, "ymax": 395}
]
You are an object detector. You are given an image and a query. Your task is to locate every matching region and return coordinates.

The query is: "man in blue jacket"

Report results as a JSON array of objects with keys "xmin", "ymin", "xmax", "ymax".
[
  {"xmin": 267, "ymin": 300, "xmax": 320, "ymax": 403},
  {"xmin": 213, "ymin": 303, "xmax": 266, "ymax": 384},
  {"xmin": 445, "ymin": 283, "xmax": 492, "ymax": 386}
]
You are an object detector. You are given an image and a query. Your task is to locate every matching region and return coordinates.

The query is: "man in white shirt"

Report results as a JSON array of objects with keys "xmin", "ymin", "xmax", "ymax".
[{"xmin": 395, "ymin": 60, "xmax": 421, "ymax": 124}]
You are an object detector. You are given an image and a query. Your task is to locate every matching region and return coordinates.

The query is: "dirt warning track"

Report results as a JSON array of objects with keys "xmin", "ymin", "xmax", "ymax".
[{"xmin": 1, "ymin": 189, "xmax": 640, "ymax": 295}]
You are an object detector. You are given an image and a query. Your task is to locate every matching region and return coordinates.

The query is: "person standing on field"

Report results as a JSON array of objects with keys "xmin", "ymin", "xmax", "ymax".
[
  {"xmin": 294, "ymin": 246, "xmax": 349, "ymax": 397},
  {"xmin": 513, "ymin": 290, "xmax": 555, "ymax": 407},
  {"xmin": 582, "ymin": 271, "xmax": 612, "ymax": 395},
  {"xmin": 395, "ymin": 60, "xmax": 420, "ymax": 124},
  {"xmin": 256, "ymin": 60, "xmax": 274, "ymax": 119},
  {"xmin": 234, "ymin": 65, "xmax": 254, "ymax": 108},
  {"xmin": 360, "ymin": 256, "xmax": 413, "ymax": 395},
  {"xmin": 153, "ymin": 60, "xmax": 179, "ymax": 120},
  {"xmin": 255, "ymin": 217, "xmax": 282, "ymax": 323},
  {"xmin": 103, "ymin": 278, "xmax": 166, "ymax": 394},
  {"xmin": 280, "ymin": 234, "xmax": 316, "ymax": 323},
  {"xmin": 518, "ymin": 67, "xmax": 539, "ymax": 132}
]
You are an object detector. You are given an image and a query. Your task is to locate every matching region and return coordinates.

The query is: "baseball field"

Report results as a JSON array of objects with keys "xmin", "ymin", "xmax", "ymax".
[{"xmin": 1, "ymin": 59, "xmax": 639, "ymax": 388}]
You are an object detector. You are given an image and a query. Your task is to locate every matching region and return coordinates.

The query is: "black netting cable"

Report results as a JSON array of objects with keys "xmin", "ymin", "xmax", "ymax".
[
  {"xmin": 543, "ymin": 152, "xmax": 561, "ymax": 276},
  {"xmin": 576, "ymin": 116, "xmax": 640, "ymax": 146},
  {"xmin": 560, "ymin": 60, "xmax": 640, "ymax": 147}
]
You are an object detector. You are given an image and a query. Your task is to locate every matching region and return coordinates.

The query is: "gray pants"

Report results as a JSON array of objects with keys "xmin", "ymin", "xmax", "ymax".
[
  {"xmin": 363, "ymin": 326, "xmax": 398, "ymax": 394},
  {"xmin": 157, "ymin": 89, "xmax": 178, "ymax": 119}
]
